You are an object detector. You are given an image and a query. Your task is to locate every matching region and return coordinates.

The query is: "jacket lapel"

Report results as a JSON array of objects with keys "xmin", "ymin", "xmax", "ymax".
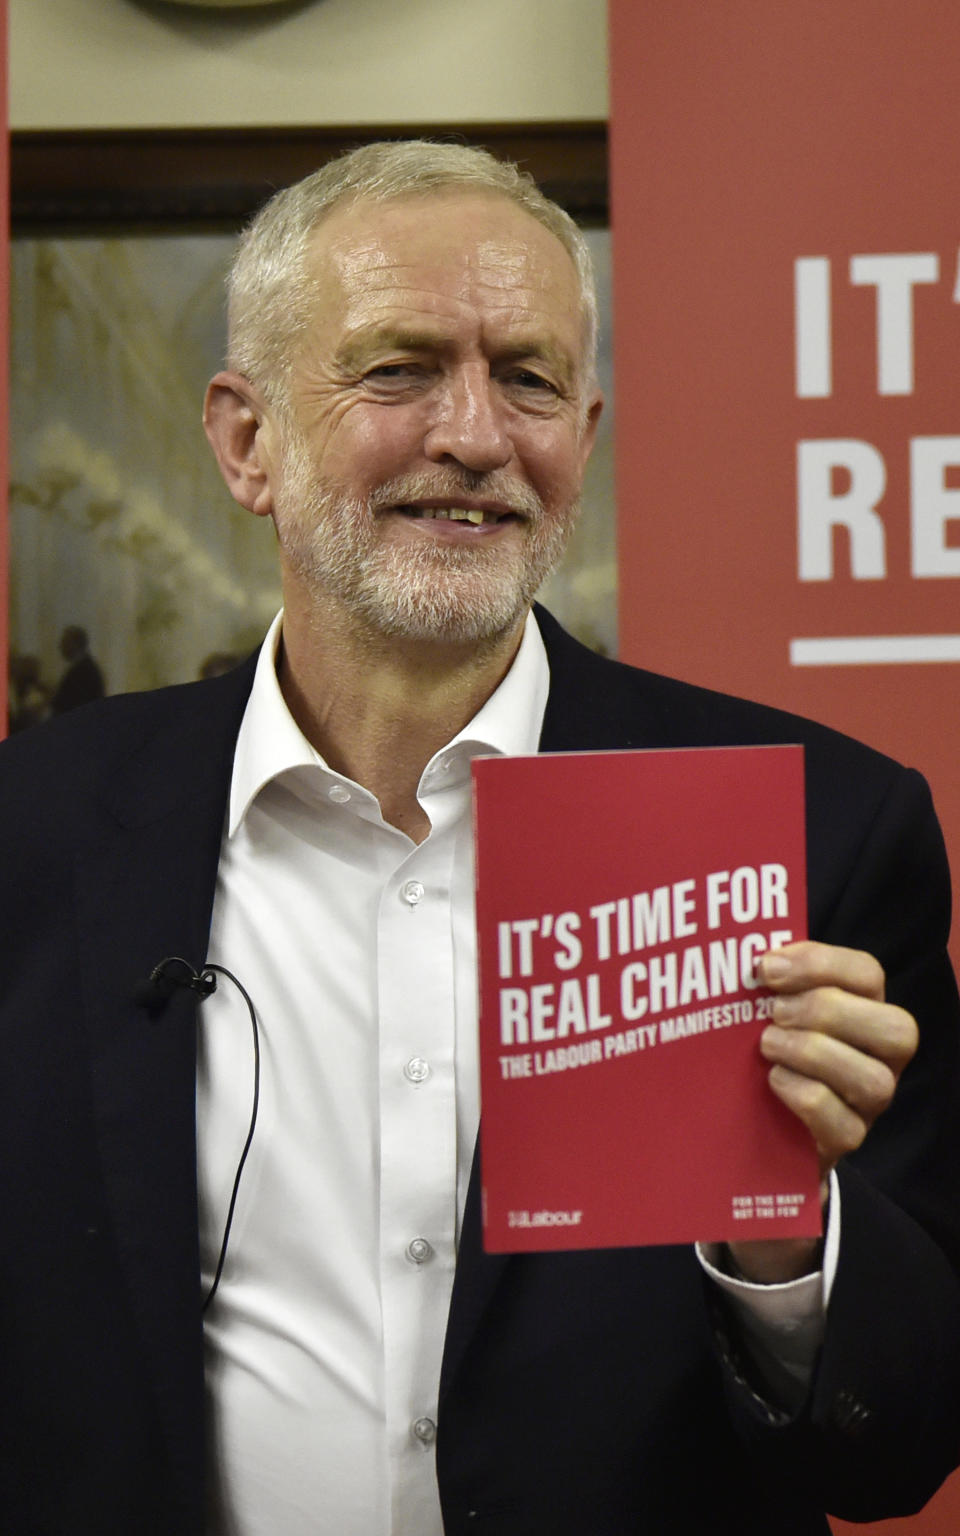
[
  {"xmin": 73, "ymin": 661, "xmax": 255, "ymax": 1508},
  {"xmin": 442, "ymin": 609, "xmax": 663, "ymax": 1399}
]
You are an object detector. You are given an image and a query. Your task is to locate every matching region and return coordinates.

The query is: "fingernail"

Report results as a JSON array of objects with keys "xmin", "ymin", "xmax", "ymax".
[
  {"xmin": 760, "ymin": 1024, "xmax": 788, "ymax": 1056},
  {"xmin": 760, "ymin": 952, "xmax": 792, "ymax": 982}
]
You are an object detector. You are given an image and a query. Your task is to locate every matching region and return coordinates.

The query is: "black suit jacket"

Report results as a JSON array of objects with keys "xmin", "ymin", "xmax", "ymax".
[{"xmin": 2, "ymin": 607, "xmax": 960, "ymax": 1535}]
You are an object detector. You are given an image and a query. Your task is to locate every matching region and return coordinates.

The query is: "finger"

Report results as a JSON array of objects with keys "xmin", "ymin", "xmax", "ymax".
[
  {"xmin": 766, "ymin": 1062, "xmax": 870, "ymax": 1169},
  {"xmin": 768, "ymin": 988, "xmax": 918, "ymax": 1071},
  {"xmin": 757, "ymin": 941, "xmax": 886, "ymax": 1000},
  {"xmin": 760, "ymin": 1023, "xmax": 899, "ymax": 1122}
]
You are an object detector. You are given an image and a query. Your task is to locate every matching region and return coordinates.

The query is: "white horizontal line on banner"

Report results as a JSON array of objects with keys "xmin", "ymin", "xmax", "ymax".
[{"xmin": 790, "ymin": 636, "xmax": 960, "ymax": 666}]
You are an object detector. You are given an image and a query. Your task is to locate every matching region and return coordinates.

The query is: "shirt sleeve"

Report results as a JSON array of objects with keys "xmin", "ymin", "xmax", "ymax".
[{"xmin": 695, "ymin": 1170, "xmax": 841, "ymax": 1415}]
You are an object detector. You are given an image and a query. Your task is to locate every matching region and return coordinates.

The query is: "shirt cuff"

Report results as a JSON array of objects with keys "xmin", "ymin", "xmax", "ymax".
[{"xmin": 696, "ymin": 1170, "xmax": 841, "ymax": 1413}]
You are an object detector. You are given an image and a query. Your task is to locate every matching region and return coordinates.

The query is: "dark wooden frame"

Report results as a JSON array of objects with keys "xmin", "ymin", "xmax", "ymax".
[{"xmin": 11, "ymin": 123, "xmax": 608, "ymax": 231}]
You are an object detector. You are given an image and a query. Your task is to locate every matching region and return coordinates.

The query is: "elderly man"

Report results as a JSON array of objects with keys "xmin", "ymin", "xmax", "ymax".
[{"xmin": 1, "ymin": 141, "xmax": 959, "ymax": 1536}]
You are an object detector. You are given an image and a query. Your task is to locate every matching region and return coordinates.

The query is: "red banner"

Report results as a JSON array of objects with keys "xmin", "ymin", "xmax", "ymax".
[
  {"xmin": 0, "ymin": 0, "xmax": 7, "ymax": 736},
  {"xmin": 609, "ymin": 4, "xmax": 960, "ymax": 1531},
  {"xmin": 609, "ymin": 1, "xmax": 960, "ymax": 972}
]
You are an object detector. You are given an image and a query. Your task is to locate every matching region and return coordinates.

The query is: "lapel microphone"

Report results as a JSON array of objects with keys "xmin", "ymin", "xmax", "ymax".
[
  {"xmin": 134, "ymin": 954, "xmax": 260, "ymax": 1313},
  {"xmin": 134, "ymin": 955, "xmax": 218, "ymax": 1011}
]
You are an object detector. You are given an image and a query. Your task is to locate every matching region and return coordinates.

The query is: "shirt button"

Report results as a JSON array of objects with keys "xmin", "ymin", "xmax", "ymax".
[
  {"xmin": 413, "ymin": 1417, "xmax": 437, "ymax": 1445},
  {"xmin": 403, "ymin": 1056, "xmax": 431, "ymax": 1085},
  {"xmin": 328, "ymin": 784, "xmax": 351, "ymax": 804},
  {"xmin": 400, "ymin": 879, "xmax": 425, "ymax": 906},
  {"xmin": 406, "ymin": 1237, "xmax": 434, "ymax": 1265}
]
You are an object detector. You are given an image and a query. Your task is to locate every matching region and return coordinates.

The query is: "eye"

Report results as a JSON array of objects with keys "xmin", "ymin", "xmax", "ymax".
[
  {"xmin": 364, "ymin": 362, "xmax": 425, "ymax": 384},
  {"xmin": 504, "ymin": 368, "xmax": 557, "ymax": 393},
  {"xmin": 358, "ymin": 361, "xmax": 435, "ymax": 401},
  {"xmin": 498, "ymin": 366, "xmax": 565, "ymax": 412}
]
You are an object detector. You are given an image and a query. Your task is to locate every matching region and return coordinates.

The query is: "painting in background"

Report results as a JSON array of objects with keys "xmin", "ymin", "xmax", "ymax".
[{"xmin": 8, "ymin": 227, "xmax": 614, "ymax": 716}]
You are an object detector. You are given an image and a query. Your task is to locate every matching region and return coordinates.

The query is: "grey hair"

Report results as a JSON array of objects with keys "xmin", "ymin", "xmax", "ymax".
[{"xmin": 226, "ymin": 138, "xmax": 598, "ymax": 410}]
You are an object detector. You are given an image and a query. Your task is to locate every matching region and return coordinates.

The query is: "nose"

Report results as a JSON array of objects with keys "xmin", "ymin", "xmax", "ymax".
[{"xmin": 422, "ymin": 364, "xmax": 512, "ymax": 472}]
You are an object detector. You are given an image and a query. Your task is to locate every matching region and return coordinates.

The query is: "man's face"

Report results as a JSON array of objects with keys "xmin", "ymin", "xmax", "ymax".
[{"xmin": 265, "ymin": 190, "xmax": 601, "ymax": 644}]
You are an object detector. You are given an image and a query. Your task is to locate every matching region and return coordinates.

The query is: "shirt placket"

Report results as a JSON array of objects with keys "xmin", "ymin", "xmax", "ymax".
[{"xmin": 377, "ymin": 825, "xmax": 458, "ymax": 1535}]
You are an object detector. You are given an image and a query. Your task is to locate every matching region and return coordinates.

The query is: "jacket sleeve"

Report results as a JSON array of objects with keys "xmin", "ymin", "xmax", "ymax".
[{"xmin": 718, "ymin": 764, "xmax": 960, "ymax": 1520}]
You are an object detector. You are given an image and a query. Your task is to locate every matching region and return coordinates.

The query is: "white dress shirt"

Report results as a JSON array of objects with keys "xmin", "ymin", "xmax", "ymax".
[
  {"xmin": 198, "ymin": 610, "xmax": 835, "ymax": 1534},
  {"xmin": 198, "ymin": 611, "xmax": 548, "ymax": 1536}
]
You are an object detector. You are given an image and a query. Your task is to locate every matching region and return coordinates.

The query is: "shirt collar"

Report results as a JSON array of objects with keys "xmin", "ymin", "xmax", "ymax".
[{"xmin": 229, "ymin": 609, "xmax": 550, "ymax": 835}]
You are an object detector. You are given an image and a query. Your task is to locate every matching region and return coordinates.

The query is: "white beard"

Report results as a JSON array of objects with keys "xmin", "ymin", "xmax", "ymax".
[{"xmin": 271, "ymin": 432, "xmax": 581, "ymax": 644}]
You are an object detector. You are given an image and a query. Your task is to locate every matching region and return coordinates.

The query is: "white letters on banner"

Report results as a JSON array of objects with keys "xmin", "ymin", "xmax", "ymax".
[
  {"xmin": 794, "ymin": 257, "xmax": 832, "ymax": 398},
  {"xmin": 911, "ymin": 437, "xmax": 960, "ymax": 577},
  {"xmin": 793, "ymin": 256, "xmax": 960, "ymax": 641},
  {"xmin": 795, "ymin": 252, "xmax": 949, "ymax": 400},
  {"xmin": 849, "ymin": 253, "xmax": 939, "ymax": 395},
  {"xmin": 797, "ymin": 439, "xmax": 887, "ymax": 580}
]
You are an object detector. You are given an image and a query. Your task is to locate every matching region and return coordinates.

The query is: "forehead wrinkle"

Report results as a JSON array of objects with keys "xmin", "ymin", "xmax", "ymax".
[
  {"xmin": 307, "ymin": 189, "xmax": 585, "ymax": 316},
  {"xmin": 322, "ymin": 227, "xmax": 574, "ymax": 311},
  {"xmin": 327, "ymin": 226, "xmax": 551, "ymax": 275},
  {"xmin": 335, "ymin": 269, "xmax": 552, "ymax": 326},
  {"xmin": 305, "ymin": 202, "xmax": 588, "ymax": 389},
  {"xmin": 323, "ymin": 235, "xmax": 517, "ymax": 304}
]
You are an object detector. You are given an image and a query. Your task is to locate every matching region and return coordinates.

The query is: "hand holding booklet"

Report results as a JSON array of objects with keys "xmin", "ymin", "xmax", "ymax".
[{"xmin": 472, "ymin": 744, "xmax": 822, "ymax": 1253}]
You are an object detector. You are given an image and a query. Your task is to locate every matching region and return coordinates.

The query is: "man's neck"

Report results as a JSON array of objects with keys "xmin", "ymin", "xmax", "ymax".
[{"xmin": 277, "ymin": 595, "xmax": 528, "ymax": 843}]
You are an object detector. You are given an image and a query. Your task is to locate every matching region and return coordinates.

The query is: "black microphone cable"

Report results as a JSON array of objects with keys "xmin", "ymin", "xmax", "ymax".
[
  {"xmin": 137, "ymin": 956, "xmax": 261, "ymax": 1313},
  {"xmin": 198, "ymin": 963, "xmax": 261, "ymax": 1314}
]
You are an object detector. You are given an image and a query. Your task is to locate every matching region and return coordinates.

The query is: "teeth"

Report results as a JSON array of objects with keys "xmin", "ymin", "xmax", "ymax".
[{"xmin": 418, "ymin": 507, "xmax": 488, "ymax": 525}]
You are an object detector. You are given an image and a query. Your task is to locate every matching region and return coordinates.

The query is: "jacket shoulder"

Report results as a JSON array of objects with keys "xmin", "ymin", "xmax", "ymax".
[
  {"xmin": 0, "ymin": 657, "xmax": 256, "ymax": 819},
  {"xmin": 535, "ymin": 605, "xmax": 906, "ymax": 782}
]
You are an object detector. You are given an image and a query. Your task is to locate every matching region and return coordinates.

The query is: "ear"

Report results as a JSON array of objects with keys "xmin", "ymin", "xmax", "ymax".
[
  {"xmin": 203, "ymin": 371, "xmax": 279, "ymax": 518},
  {"xmin": 577, "ymin": 390, "xmax": 604, "ymax": 474}
]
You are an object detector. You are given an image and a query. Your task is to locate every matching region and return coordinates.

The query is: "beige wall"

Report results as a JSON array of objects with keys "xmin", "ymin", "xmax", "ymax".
[{"xmin": 11, "ymin": 0, "xmax": 608, "ymax": 130}]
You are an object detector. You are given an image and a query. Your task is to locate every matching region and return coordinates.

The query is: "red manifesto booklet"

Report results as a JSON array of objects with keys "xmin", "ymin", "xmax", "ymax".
[{"xmin": 472, "ymin": 745, "xmax": 822, "ymax": 1253}]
